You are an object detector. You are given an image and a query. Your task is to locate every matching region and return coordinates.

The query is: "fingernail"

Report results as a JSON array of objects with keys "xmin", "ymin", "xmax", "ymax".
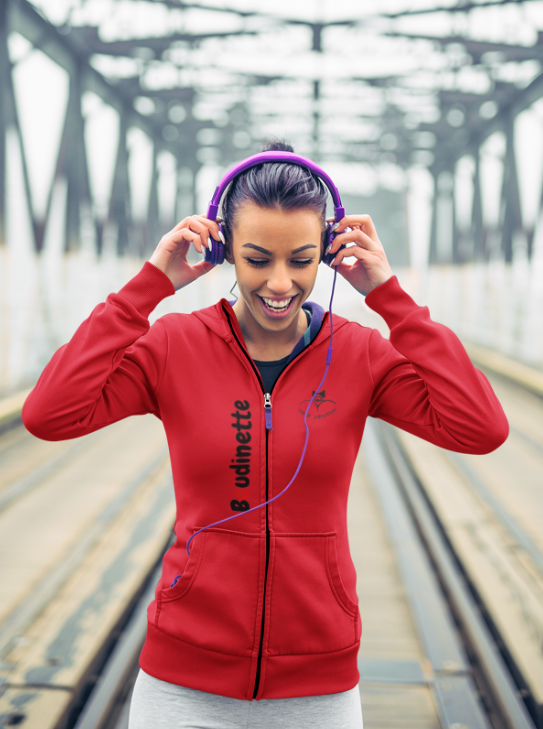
[
  {"xmin": 207, "ymin": 240, "xmax": 212, "ymax": 250},
  {"xmin": 218, "ymin": 229, "xmax": 225, "ymax": 244},
  {"xmin": 325, "ymin": 244, "xmax": 332, "ymax": 254},
  {"xmin": 331, "ymin": 222, "xmax": 340, "ymax": 231}
]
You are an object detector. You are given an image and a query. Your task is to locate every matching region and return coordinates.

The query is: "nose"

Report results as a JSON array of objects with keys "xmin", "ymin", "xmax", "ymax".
[{"xmin": 267, "ymin": 262, "xmax": 293, "ymax": 295}]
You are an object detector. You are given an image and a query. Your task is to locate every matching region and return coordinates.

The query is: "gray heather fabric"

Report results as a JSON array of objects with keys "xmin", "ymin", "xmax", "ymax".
[{"xmin": 128, "ymin": 669, "xmax": 363, "ymax": 729}]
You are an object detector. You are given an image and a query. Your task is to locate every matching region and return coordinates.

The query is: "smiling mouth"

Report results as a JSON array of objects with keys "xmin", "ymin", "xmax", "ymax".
[{"xmin": 259, "ymin": 296, "xmax": 296, "ymax": 313}]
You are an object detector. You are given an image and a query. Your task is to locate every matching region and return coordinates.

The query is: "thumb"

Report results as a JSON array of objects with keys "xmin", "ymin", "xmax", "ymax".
[
  {"xmin": 191, "ymin": 260, "xmax": 216, "ymax": 278},
  {"xmin": 331, "ymin": 261, "xmax": 353, "ymax": 279}
]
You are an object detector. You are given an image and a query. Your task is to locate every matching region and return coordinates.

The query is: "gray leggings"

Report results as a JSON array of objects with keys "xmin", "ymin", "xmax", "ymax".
[{"xmin": 129, "ymin": 669, "xmax": 363, "ymax": 729}]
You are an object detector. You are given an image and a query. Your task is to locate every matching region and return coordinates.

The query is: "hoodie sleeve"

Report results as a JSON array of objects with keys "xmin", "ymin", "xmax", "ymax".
[
  {"xmin": 363, "ymin": 275, "xmax": 509, "ymax": 454},
  {"xmin": 22, "ymin": 262, "xmax": 176, "ymax": 441}
]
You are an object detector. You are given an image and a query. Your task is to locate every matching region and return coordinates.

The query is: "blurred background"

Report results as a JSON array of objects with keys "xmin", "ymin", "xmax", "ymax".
[
  {"xmin": 2, "ymin": 3, "xmax": 543, "ymax": 729},
  {"xmin": 1, "ymin": 0, "xmax": 543, "ymax": 394}
]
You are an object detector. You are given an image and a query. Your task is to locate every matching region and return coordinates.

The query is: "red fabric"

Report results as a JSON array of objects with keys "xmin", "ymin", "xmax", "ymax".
[{"xmin": 22, "ymin": 262, "xmax": 509, "ymax": 700}]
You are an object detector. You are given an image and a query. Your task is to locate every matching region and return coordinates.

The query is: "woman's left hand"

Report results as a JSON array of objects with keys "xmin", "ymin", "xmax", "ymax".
[{"xmin": 325, "ymin": 215, "xmax": 393, "ymax": 296}]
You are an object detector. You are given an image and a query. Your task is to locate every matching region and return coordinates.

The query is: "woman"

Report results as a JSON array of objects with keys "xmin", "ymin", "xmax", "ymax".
[{"xmin": 22, "ymin": 142, "xmax": 509, "ymax": 729}]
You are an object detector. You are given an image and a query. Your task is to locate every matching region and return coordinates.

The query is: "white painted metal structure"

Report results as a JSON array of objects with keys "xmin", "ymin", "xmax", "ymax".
[{"xmin": 1, "ymin": 0, "xmax": 543, "ymax": 395}]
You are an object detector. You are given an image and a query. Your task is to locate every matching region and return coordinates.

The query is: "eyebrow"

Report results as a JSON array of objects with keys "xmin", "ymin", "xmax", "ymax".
[{"xmin": 241, "ymin": 243, "xmax": 318, "ymax": 255}]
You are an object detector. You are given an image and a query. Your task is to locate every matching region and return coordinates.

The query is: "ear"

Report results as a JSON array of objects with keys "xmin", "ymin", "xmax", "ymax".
[{"xmin": 224, "ymin": 242, "xmax": 235, "ymax": 265}]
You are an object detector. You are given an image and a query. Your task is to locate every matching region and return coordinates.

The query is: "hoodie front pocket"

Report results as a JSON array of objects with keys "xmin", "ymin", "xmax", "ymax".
[
  {"xmin": 266, "ymin": 533, "xmax": 359, "ymax": 655},
  {"xmin": 157, "ymin": 528, "xmax": 263, "ymax": 655}
]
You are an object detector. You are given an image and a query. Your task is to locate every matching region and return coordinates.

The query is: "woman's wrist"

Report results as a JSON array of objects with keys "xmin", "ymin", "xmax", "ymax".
[{"xmin": 366, "ymin": 273, "xmax": 393, "ymax": 294}]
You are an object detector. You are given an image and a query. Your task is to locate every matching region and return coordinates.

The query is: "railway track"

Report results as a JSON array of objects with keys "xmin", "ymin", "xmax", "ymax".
[
  {"xmin": 373, "ymin": 420, "xmax": 537, "ymax": 729},
  {"xmin": 1, "ymin": 344, "xmax": 542, "ymax": 729},
  {"xmin": 61, "ymin": 417, "xmax": 542, "ymax": 729},
  {"xmin": 387, "ymin": 359, "xmax": 543, "ymax": 729},
  {"xmin": 0, "ymin": 415, "xmax": 175, "ymax": 729}
]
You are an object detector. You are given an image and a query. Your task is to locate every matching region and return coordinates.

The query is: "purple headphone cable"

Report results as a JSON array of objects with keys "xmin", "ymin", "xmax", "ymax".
[{"xmin": 170, "ymin": 267, "xmax": 339, "ymax": 586}]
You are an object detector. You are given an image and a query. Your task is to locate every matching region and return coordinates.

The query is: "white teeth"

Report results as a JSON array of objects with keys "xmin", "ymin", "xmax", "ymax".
[
  {"xmin": 262, "ymin": 296, "xmax": 294, "ymax": 311},
  {"xmin": 262, "ymin": 297, "xmax": 293, "ymax": 310}
]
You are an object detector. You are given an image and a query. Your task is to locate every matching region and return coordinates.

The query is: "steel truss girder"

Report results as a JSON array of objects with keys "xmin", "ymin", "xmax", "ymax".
[
  {"xmin": 9, "ymin": 0, "xmax": 180, "ymax": 159},
  {"xmin": 66, "ymin": 26, "xmax": 259, "ymax": 58},
  {"xmin": 0, "ymin": 0, "xmax": 8, "ymax": 247}
]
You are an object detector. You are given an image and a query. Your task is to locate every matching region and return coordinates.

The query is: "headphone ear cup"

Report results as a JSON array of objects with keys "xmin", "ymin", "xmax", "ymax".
[
  {"xmin": 322, "ymin": 224, "xmax": 341, "ymax": 266},
  {"xmin": 204, "ymin": 223, "xmax": 226, "ymax": 265}
]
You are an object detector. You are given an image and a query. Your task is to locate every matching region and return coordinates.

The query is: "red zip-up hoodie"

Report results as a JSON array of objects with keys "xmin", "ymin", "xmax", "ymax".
[{"xmin": 22, "ymin": 262, "xmax": 509, "ymax": 700}]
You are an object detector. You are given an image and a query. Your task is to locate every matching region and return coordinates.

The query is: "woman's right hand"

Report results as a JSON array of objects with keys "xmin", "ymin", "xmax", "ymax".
[{"xmin": 148, "ymin": 215, "xmax": 221, "ymax": 291}]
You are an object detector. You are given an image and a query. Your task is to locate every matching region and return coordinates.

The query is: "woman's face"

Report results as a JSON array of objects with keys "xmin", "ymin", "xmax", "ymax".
[{"xmin": 230, "ymin": 202, "xmax": 322, "ymax": 336}]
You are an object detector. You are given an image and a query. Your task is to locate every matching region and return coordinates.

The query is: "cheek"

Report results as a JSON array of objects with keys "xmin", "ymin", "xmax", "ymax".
[
  {"xmin": 301, "ymin": 265, "xmax": 319, "ymax": 288},
  {"xmin": 235, "ymin": 265, "xmax": 262, "ymax": 293}
]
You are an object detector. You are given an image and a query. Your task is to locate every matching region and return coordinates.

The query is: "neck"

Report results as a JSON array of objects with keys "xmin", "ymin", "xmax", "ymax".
[{"xmin": 232, "ymin": 299, "xmax": 307, "ymax": 361}]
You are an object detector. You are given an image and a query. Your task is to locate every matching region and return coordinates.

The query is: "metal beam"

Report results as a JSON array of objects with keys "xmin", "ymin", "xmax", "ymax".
[
  {"xmin": 147, "ymin": 145, "xmax": 159, "ymax": 255},
  {"xmin": 4, "ymin": 41, "xmax": 37, "ymax": 253},
  {"xmin": 9, "ymin": 0, "xmax": 180, "ymax": 158},
  {"xmin": 471, "ymin": 149, "xmax": 485, "ymax": 261},
  {"xmin": 66, "ymin": 26, "xmax": 258, "ymax": 58},
  {"xmin": 374, "ymin": 0, "xmax": 543, "ymax": 19},
  {"xmin": 381, "ymin": 32, "xmax": 543, "ymax": 62},
  {"xmin": 500, "ymin": 112, "xmax": 522, "ymax": 263},
  {"xmin": 62, "ymin": 64, "xmax": 92, "ymax": 254},
  {"xmin": 431, "ymin": 70, "xmax": 543, "ymax": 174},
  {"xmin": 428, "ymin": 171, "xmax": 438, "ymax": 265},
  {"xmin": 0, "ymin": 0, "xmax": 8, "ymax": 247},
  {"xmin": 109, "ymin": 111, "xmax": 131, "ymax": 257}
]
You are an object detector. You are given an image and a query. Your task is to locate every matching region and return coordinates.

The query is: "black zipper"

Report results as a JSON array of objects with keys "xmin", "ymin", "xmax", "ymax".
[
  {"xmin": 252, "ymin": 426, "xmax": 269, "ymax": 698},
  {"xmin": 224, "ymin": 308, "xmax": 328, "ymax": 699},
  {"xmin": 224, "ymin": 317, "xmax": 270, "ymax": 699}
]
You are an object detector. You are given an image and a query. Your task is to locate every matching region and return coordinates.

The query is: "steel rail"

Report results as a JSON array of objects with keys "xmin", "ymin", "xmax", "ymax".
[
  {"xmin": 0, "ymin": 430, "xmax": 103, "ymax": 515},
  {"xmin": 0, "ymin": 447, "xmax": 169, "ymax": 659},
  {"xmin": 378, "ymin": 420, "xmax": 536, "ymax": 729},
  {"xmin": 363, "ymin": 420, "xmax": 492, "ymax": 729},
  {"xmin": 70, "ymin": 416, "xmax": 537, "ymax": 729},
  {"xmin": 446, "ymin": 448, "xmax": 543, "ymax": 578},
  {"xmin": 72, "ymin": 564, "xmax": 163, "ymax": 729}
]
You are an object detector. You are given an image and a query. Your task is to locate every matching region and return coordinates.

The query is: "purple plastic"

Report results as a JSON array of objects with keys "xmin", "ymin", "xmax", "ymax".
[{"xmin": 206, "ymin": 151, "xmax": 345, "ymax": 224}]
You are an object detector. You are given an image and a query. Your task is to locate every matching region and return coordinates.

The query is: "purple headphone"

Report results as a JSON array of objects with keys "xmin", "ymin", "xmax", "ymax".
[{"xmin": 204, "ymin": 151, "xmax": 346, "ymax": 266}]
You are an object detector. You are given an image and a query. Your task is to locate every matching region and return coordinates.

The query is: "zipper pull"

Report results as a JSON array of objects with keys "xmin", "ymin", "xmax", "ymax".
[{"xmin": 264, "ymin": 393, "xmax": 273, "ymax": 430}]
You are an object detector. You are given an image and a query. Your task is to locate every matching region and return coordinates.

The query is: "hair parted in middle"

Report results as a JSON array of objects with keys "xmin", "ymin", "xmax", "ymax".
[{"xmin": 220, "ymin": 139, "xmax": 329, "ymax": 262}]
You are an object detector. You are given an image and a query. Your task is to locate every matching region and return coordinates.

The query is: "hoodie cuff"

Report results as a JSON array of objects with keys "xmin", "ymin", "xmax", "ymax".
[
  {"xmin": 116, "ymin": 261, "xmax": 176, "ymax": 319},
  {"xmin": 364, "ymin": 275, "xmax": 421, "ymax": 330}
]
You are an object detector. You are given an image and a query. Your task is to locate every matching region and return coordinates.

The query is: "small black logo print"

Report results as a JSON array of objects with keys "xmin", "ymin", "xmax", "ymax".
[{"xmin": 298, "ymin": 390, "xmax": 336, "ymax": 418}]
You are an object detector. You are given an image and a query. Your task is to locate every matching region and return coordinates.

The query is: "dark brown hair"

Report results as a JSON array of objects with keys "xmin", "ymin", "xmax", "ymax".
[{"xmin": 221, "ymin": 140, "xmax": 328, "ymax": 260}]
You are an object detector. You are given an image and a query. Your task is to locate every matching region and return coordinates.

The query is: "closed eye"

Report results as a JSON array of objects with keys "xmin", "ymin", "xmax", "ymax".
[
  {"xmin": 245, "ymin": 257, "xmax": 315, "ymax": 268},
  {"xmin": 246, "ymin": 258, "xmax": 269, "ymax": 268}
]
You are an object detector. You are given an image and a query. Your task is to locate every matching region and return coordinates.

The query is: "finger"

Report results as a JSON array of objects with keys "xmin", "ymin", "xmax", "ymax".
[
  {"xmin": 191, "ymin": 259, "xmax": 216, "ymax": 277},
  {"xmin": 194, "ymin": 215, "xmax": 222, "ymax": 242},
  {"xmin": 170, "ymin": 215, "xmax": 220, "ymax": 245},
  {"xmin": 175, "ymin": 219, "xmax": 215, "ymax": 252},
  {"xmin": 168, "ymin": 228, "xmax": 206, "ymax": 254},
  {"xmin": 328, "ymin": 228, "xmax": 380, "ymax": 256},
  {"xmin": 332, "ymin": 214, "xmax": 379, "ymax": 241},
  {"xmin": 325, "ymin": 227, "xmax": 353, "ymax": 256},
  {"xmin": 330, "ymin": 243, "xmax": 369, "ymax": 267},
  {"xmin": 330, "ymin": 259, "xmax": 357, "ymax": 277},
  {"xmin": 182, "ymin": 217, "xmax": 215, "ymax": 251}
]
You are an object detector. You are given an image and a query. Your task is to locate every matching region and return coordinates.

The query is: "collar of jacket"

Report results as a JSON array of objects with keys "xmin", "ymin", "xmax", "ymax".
[{"xmin": 192, "ymin": 298, "xmax": 349, "ymax": 365}]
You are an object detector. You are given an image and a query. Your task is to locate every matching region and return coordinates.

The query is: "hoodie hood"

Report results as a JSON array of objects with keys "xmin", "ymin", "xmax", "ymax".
[{"xmin": 192, "ymin": 298, "xmax": 349, "ymax": 359}]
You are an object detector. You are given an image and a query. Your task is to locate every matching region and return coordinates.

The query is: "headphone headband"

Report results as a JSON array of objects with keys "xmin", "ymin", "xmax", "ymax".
[{"xmin": 206, "ymin": 151, "xmax": 345, "ymax": 223}]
